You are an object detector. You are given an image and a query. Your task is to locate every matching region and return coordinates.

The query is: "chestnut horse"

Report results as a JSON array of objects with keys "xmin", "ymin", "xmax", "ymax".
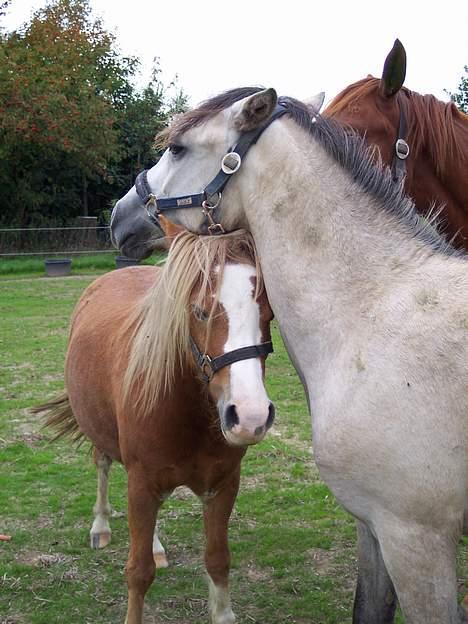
[
  {"xmin": 36, "ymin": 222, "xmax": 275, "ymax": 624},
  {"xmin": 325, "ymin": 39, "xmax": 468, "ymax": 250}
]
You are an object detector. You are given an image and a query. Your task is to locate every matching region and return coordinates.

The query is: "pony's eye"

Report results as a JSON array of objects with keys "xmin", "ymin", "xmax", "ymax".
[
  {"xmin": 191, "ymin": 304, "xmax": 209, "ymax": 322},
  {"xmin": 169, "ymin": 144, "xmax": 185, "ymax": 157}
]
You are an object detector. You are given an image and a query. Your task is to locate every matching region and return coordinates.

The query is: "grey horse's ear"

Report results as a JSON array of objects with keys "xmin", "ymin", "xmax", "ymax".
[
  {"xmin": 233, "ymin": 88, "xmax": 278, "ymax": 132},
  {"xmin": 380, "ymin": 38, "xmax": 406, "ymax": 97},
  {"xmin": 304, "ymin": 92, "xmax": 325, "ymax": 113}
]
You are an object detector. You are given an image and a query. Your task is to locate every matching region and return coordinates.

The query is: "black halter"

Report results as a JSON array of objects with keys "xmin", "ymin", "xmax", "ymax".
[
  {"xmin": 135, "ymin": 104, "xmax": 289, "ymax": 234},
  {"xmin": 391, "ymin": 94, "xmax": 410, "ymax": 184},
  {"xmin": 190, "ymin": 337, "xmax": 273, "ymax": 384}
]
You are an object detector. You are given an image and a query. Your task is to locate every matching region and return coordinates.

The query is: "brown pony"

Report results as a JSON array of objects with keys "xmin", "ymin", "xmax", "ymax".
[
  {"xmin": 325, "ymin": 39, "xmax": 468, "ymax": 250},
  {"xmin": 35, "ymin": 218, "xmax": 275, "ymax": 624}
]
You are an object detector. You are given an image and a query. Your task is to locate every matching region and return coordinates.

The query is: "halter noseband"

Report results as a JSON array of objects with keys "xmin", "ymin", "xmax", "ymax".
[
  {"xmin": 391, "ymin": 94, "xmax": 410, "ymax": 184},
  {"xmin": 190, "ymin": 337, "xmax": 273, "ymax": 384},
  {"xmin": 135, "ymin": 104, "xmax": 289, "ymax": 234}
]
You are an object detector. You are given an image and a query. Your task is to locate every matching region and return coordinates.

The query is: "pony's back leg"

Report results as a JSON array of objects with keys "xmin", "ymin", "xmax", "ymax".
[
  {"xmin": 90, "ymin": 448, "xmax": 112, "ymax": 549},
  {"xmin": 377, "ymin": 519, "xmax": 461, "ymax": 624},
  {"xmin": 203, "ymin": 470, "xmax": 240, "ymax": 624},
  {"xmin": 152, "ymin": 521, "xmax": 168, "ymax": 568},
  {"xmin": 353, "ymin": 520, "xmax": 397, "ymax": 624}
]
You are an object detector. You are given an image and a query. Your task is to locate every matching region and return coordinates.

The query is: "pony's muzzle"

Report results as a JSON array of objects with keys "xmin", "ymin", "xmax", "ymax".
[{"xmin": 221, "ymin": 401, "xmax": 275, "ymax": 446}]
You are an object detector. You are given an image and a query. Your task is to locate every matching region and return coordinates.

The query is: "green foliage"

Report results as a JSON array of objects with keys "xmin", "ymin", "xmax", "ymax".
[
  {"xmin": 448, "ymin": 66, "xmax": 468, "ymax": 113},
  {"xmin": 0, "ymin": 0, "xmax": 188, "ymax": 227}
]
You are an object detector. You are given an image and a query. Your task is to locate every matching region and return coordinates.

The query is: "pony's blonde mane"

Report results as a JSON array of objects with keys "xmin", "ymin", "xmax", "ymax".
[{"xmin": 122, "ymin": 229, "xmax": 261, "ymax": 417}]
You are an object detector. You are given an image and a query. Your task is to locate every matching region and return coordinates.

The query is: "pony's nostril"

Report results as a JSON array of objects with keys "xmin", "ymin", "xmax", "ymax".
[
  {"xmin": 254, "ymin": 425, "xmax": 265, "ymax": 437},
  {"xmin": 224, "ymin": 403, "xmax": 239, "ymax": 430},
  {"xmin": 266, "ymin": 402, "xmax": 275, "ymax": 430}
]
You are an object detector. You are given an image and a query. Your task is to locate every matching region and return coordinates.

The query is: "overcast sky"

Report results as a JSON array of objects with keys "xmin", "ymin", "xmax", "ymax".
[{"xmin": 3, "ymin": 0, "xmax": 468, "ymax": 107}]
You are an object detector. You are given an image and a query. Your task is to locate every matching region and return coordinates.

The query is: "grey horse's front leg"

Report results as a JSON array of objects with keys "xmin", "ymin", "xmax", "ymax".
[
  {"xmin": 459, "ymin": 604, "xmax": 468, "ymax": 623},
  {"xmin": 353, "ymin": 521, "xmax": 397, "ymax": 624}
]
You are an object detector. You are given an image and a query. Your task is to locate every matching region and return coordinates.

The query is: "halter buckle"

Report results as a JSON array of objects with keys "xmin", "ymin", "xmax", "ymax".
[
  {"xmin": 200, "ymin": 354, "xmax": 214, "ymax": 382},
  {"xmin": 395, "ymin": 139, "xmax": 410, "ymax": 160}
]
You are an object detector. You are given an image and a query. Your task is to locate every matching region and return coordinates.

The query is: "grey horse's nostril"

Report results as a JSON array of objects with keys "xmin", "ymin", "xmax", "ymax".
[
  {"xmin": 224, "ymin": 403, "xmax": 239, "ymax": 430},
  {"xmin": 254, "ymin": 425, "xmax": 265, "ymax": 437},
  {"xmin": 266, "ymin": 403, "xmax": 275, "ymax": 430}
]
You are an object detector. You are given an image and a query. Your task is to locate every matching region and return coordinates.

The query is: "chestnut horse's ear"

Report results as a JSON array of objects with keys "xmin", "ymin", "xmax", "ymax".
[
  {"xmin": 233, "ymin": 88, "xmax": 278, "ymax": 133},
  {"xmin": 158, "ymin": 215, "xmax": 185, "ymax": 240},
  {"xmin": 380, "ymin": 39, "xmax": 406, "ymax": 98}
]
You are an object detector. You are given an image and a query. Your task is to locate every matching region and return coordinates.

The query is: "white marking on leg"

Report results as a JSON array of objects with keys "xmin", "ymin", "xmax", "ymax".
[
  {"xmin": 90, "ymin": 453, "xmax": 112, "ymax": 549},
  {"xmin": 153, "ymin": 523, "xmax": 168, "ymax": 568},
  {"xmin": 208, "ymin": 576, "xmax": 236, "ymax": 624}
]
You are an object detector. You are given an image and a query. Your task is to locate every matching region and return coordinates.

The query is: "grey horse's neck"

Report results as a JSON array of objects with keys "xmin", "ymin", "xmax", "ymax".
[{"xmin": 241, "ymin": 126, "xmax": 442, "ymax": 387}]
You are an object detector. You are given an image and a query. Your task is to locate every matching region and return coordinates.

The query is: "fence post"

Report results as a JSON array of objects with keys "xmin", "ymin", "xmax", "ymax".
[{"xmin": 76, "ymin": 216, "xmax": 97, "ymax": 248}]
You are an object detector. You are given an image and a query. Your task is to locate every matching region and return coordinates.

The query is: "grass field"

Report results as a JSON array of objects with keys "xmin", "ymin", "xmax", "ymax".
[
  {"xmin": 0, "ymin": 252, "xmax": 165, "ymax": 278},
  {"xmin": 0, "ymin": 270, "xmax": 466, "ymax": 623}
]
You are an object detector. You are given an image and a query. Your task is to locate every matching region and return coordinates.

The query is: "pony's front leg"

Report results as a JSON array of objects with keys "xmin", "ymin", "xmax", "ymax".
[
  {"xmin": 124, "ymin": 470, "xmax": 160, "ymax": 624},
  {"xmin": 203, "ymin": 470, "xmax": 240, "ymax": 624},
  {"xmin": 90, "ymin": 448, "xmax": 113, "ymax": 549},
  {"xmin": 352, "ymin": 520, "xmax": 397, "ymax": 624}
]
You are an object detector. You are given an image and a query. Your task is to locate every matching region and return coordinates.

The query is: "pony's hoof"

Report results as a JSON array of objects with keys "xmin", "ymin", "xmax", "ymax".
[
  {"xmin": 90, "ymin": 531, "xmax": 111, "ymax": 549},
  {"xmin": 211, "ymin": 611, "xmax": 236, "ymax": 624},
  {"xmin": 153, "ymin": 551, "xmax": 168, "ymax": 568}
]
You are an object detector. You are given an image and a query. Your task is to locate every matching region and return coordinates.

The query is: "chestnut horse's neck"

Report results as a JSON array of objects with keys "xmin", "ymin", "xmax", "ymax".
[
  {"xmin": 326, "ymin": 78, "xmax": 468, "ymax": 250},
  {"xmin": 402, "ymin": 88, "xmax": 468, "ymax": 248}
]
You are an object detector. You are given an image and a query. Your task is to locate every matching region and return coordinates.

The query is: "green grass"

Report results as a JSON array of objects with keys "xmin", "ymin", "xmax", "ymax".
[
  {"xmin": 0, "ymin": 269, "xmax": 466, "ymax": 623},
  {"xmin": 0, "ymin": 252, "xmax": 166, "ymax": 278}
]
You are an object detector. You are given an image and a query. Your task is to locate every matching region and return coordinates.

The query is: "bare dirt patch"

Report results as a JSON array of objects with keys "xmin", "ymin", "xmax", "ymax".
[{"xmin": 15, "ymin": 551, "xmax": 70, "ymax": 567}]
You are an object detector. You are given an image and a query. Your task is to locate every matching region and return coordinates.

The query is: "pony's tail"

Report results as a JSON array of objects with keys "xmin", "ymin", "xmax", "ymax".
[{"xmin": 31, "ymin": 392, "xmax": 85, "ymax": 444}]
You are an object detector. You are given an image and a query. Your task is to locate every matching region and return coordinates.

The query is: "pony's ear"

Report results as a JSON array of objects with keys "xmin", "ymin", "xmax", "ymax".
[
  {"xmin": 233, "ymin": 88, "xmax": 278, "ymax": 132},
  {"xmin": 379, "ymin": 39, "xmax": 406, "ymax": 98},
  {"xmin": 304, "ymin": 92, "xmax": 325, "ymax": 113},
  {"xmin": 158, "ymin": 215, "xmax": 185, "ymax": 239}
]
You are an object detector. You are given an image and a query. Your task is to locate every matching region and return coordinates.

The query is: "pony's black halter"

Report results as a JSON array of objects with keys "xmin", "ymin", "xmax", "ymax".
[
  {"xmin": 135, "ymin": 104, "xmax": 289, "ymax": 234},
  {"xmin": 190, "ymin": 337, "xmax": 273, "ymax": 384},
  {"xmin": 391, "ymin": 95, "xmax": 410, "ymax": 183}
]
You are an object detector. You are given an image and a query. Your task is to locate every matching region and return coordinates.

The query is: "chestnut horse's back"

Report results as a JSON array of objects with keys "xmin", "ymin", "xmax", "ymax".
[{"xmin": 66, "ymin": 266, "xmax": 160, "ymax": 460}]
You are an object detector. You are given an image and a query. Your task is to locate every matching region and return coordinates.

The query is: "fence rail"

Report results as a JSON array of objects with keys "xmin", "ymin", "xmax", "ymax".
[{"xmin": 0, "ymin": 224, "xmax": 114, "ymax": 257}]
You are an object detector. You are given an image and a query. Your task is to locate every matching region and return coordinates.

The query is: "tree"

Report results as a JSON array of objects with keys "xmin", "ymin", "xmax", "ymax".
[
  {"xmin": 0, "ymin": 0, "xmax": 187, "ymax": 227},
  {"xmin": 447, "ymin": 66, "xmax": 468, "ymax": 114}
]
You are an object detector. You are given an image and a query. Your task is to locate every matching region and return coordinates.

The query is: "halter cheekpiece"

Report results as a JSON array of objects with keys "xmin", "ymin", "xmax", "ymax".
[
  {"xmin": 391, "ymin": 94, "xmax": 410, "ymax": 183},
  {"xmin": 134, "ymin": 104, "xmax": 289, "ymax": 234}
]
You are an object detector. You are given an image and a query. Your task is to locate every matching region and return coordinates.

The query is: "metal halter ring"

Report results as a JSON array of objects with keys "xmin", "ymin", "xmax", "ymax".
[
  {"xmin": 145, "ymin": 194, "xmax": 159, "ymax": 223},
  {"xmin": 199, "ymin": 354, "xmax": 214, "ymax": 382},
  {"xmin": 395, "ymin": 139, "xmax": 410, "ymax": 160},
  {"xmin": 221, "ymin": 152, "xmax": 242, "ymax": 174},
  {"xmin": 202, "ymin": 194, "xmax": 225, "ymax": 235}
]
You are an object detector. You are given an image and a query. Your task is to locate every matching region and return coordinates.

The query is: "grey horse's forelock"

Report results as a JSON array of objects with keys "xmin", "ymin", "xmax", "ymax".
[{"xmin": 277, "ymin": 96, "xmax": 463, "ymax": 258}]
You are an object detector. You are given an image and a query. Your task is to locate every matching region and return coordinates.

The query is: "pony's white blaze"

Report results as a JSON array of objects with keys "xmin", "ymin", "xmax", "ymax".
[{"xmin": 219, "ymin": 264, "xmax": 270, "ymax": 441}]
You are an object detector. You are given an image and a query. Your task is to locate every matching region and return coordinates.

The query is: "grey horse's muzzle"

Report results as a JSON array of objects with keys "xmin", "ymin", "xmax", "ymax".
[{"xmin": 110, "ymin": 194, "xmax": 164, "ymax": 260}]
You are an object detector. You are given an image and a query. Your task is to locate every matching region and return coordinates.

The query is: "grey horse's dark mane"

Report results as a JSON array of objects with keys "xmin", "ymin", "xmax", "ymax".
[
  {"xmin": 165, "ymin": 87, "xmax": 462, "ymax": 257},
  {"xmin": 277, "ymin": 95, "xmax": 462, "ymax": 257}
]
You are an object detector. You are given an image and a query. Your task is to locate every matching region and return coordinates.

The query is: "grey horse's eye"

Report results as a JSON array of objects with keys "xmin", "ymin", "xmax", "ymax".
[
  {"xmin": 168, "ymin": 144, "xmax": 185, "ymax": 157},
  {"xmin": 191, "ymin": 304, "xmax": 209, "ymax": 322}
]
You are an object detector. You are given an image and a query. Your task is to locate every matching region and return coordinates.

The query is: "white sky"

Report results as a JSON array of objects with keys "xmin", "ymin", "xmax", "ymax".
[{"xmin": 3, "ymin": 0, "xmax": 468, "ymax": 107}]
